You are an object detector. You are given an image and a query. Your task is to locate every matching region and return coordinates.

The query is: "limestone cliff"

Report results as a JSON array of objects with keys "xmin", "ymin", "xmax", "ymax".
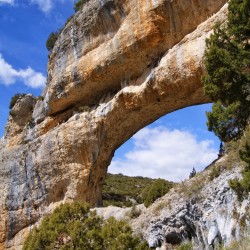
[
  {"xmin": 0, "ymin": 0, "xmax": 228, "ymax": 249},
  {"xmin": 95, "ymin": 156, "xmax": 250, "ymax": 250},
  {"xmin": 132, "ymin": 159, "xmax": 249, "ymax": 250}
]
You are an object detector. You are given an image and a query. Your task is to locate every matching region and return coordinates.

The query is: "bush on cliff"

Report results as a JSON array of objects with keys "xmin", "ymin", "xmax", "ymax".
[
  {"xmin": 229, "ymin": 128, "xmax": 250, "ymax": 200},
  {"xmin": 22, "ymin": 202, "xmax": 150, "ymax": 250},
  {"xmin": 46, "ymin": 32, "xmax": 60, "ymax": 51},
  {"xmin": 46, "ymin": 0, "xmax": 89, "ymax": 51},
  {"xmin": 102, "ymin": 173, "xmax": 160, "ymax": 207},
  {"xmin": 141, "ymin": 179, "xmax": 173, "ymax": 207},
  {"xmin": 9, "ymin": 93, "xmax": 26, "ymax": 110},
  {"xmin": 74, "ymin": 0, "xmax": 89, "ymax": 12}
]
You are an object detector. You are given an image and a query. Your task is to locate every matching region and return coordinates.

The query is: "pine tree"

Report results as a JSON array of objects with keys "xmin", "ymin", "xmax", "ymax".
[
  {"xmin": 218, "ymin": 142, "xmax": 224, "ymax": 157},
  {"xmin": 189, "ymin": 168, "xmax": 196, "ymax": 179},
  {"xmin": 203, "ymin": 0, "xmax": 250, "ymax": 142}
]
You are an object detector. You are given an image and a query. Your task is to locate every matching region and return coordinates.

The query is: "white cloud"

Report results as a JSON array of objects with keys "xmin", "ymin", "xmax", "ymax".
[
  {"xmin": 0, "ymin": 0, "xmax": 14, "ymax": 4},
  {"xmin": 0, "ymin": 54, "xmax": 46, "ymax": 88},
  {"xmin": 109, "ymin": 126, "xmax": 218, "ymax": 182},
  {"xmin": 0, "ymin": 0, "xmax": 75, "ymax": 13},
  {"xmin": 0, "ymin": 0, "xmax": 52, "ymax": 12},
  {"xmin": 30, "ymin": 0, "xmax": 75, "ymax": 13},
  {"xmin": 30, "ymin": 0, "xmax": 53, "ymax": 13}
]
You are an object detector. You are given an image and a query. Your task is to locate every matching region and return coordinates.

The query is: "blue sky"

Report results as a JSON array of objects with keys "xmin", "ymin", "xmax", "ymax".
[
  {"xmin": 0, "ymin": 0, "xmax": 220, "ymax": 181},
  {"xmin": 0, "ymin": 0, "xmax": 75, "ymax": 136}
]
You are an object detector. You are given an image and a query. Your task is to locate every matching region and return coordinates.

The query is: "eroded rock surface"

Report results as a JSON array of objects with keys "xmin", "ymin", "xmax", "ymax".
[
  {"xmin": 90, "ymin": 156, "xmax": 250, "ymax": 250},
  {"xmin": 132, "ymin": 157, "xmax": 249, "ymax": 250},
  {"xmin": 0, "ymin": 0, "xmax": 228, "ymax": 249}
]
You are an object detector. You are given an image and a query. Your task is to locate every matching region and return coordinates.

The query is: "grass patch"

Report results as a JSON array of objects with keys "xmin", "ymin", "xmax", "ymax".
[
  {"xmin": 152, "ymin": 201, "xmax": 171, "ymax": 216},
  {"xmin": 220, "ymin": 237, "xmax": 250, "ymax": 250},
  {"xmin": 176, "ymin": 241, "xmax": 193, "ymax": 250},
  {"xmin": 178, "ymin": 173, "xmax": 205, "ymax": 200}
]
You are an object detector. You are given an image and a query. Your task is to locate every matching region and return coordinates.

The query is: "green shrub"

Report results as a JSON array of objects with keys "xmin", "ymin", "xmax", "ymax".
[
  {"xmin": 152, "ymin": 201, "xmax": 169, "ymax": 216},
  {"xmin": 177, "ymin": 241, "xmax": 193, "ymax": 250},
  {"xmin": 102, "ymin": 173, "xmax": 161, "ymax": 207},
  {"xmin": 37, "ymin": 96, "xmax": 44, "ymax": 101},
  {"xmin": 46, "ymin": 32, "xmax": 60, "ymax": 51},
  {"xmin": 78, "ymin": 105, "xmax": 91, "ymax": 112},
  {"xmin": 101, "ymin": 217, "xmax": 149, "ymax": 250},
  {"xmin": 221, "ymin": 237, "xmax": 250, "ymax": 250},
  {"xmin": 209, "ymin": 166, "xmax": 221, "ymax": 181},
  {"xmin": 229, "ymin": 135, "xmax": 250, "ymax": 200},
  {"xmin": 45, "ymin": 1, "xmax": 88, "ymax": 53},
  {"xmin": 141, "ymin": 179, "xmax": 173, "ymax": 207},
  {"xmin": 239, "ymin": 142, "xmax": 250, "ymax": 167},
  {"xmin": 27, "ymin": 118, "xmax": 35, "ymax": 128},
  {"xmin": 103, "ymin": 199, "xmax": 133, "ymax": 207},
  {"xmin": 229, "ymin": 178, "xmax": 244, "ymax": 200},
  {"xmin": 74, "ymin": 0, "xmax": 89, "ymax": 12},
  {"xmin": 23, "ymin": 202, "xmax": 149, "ymax": 250},
  {"xmin": 229, "ymin": 170, "xmax": 250, "ymax": 201},
  {"xmin": 129, "ymin": 204, "xmax": 141, "ymax": 219},
  {"xmin": 9, "ymin": 93, "xmax": 26, "ymax": 110}
]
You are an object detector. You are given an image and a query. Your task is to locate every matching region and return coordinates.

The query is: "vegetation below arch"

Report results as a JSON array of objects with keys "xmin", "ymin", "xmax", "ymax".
[
  {"xmin": 102, "ymin": 174, "xmax": 174, "ymax": 207},
  {"xmin": 22, "ymin": 202, "xmax": 150, "ymax": 250}
]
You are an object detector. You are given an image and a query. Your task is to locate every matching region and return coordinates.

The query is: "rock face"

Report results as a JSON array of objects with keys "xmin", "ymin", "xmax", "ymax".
[
  {"xmin": 132, "ymin": 157, "xmax": 250, "ymax": 250},
  {"xmin": 0, "ymin": 0, "xmax": 228, "ymax": 249},
  {"xmin": 95, "ymin": 157, "xmax": 250, "ymax": 250}
]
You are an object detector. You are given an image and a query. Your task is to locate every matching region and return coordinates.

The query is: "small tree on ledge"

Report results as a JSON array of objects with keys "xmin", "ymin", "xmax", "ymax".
[
  {"xmin": 74, "ymin": 0, "xmax": 89, "ymax": 12},
  {"xmin": 218, "ymin": 142, "xmax": 225, "ymax": 157},
  {"xmin": 189, "ymin": 167, "xmax": 196, "ymax": 179}
]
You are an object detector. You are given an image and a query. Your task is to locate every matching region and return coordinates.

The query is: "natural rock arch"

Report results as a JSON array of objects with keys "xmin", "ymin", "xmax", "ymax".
[{"xmin": 0, "ymin": 0, "xmax": 228, "ymax": 248}]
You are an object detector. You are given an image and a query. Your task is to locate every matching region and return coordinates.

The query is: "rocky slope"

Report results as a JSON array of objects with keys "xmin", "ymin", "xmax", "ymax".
[
  {"xmin": 0, "ymin": 0, "xmax": 228, "ymax": 249},
  {"xmin": 133, "ymin": 162, "xmax": 246, "ymax": 249},
  {"xmin": 96, "ymin": 155, "xmax": 250, "ymax": 249}
]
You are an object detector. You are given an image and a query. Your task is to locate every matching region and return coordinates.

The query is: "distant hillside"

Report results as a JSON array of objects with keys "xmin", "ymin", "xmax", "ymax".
[{"xmin": 102, "ymin": 173, "xmax": 174, "ymax": 207}]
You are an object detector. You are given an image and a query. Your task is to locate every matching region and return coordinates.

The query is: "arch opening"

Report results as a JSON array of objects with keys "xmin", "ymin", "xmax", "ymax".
[{"xmin": 108, "ymin": 104, "xmax": 220, "ymax": 182}]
